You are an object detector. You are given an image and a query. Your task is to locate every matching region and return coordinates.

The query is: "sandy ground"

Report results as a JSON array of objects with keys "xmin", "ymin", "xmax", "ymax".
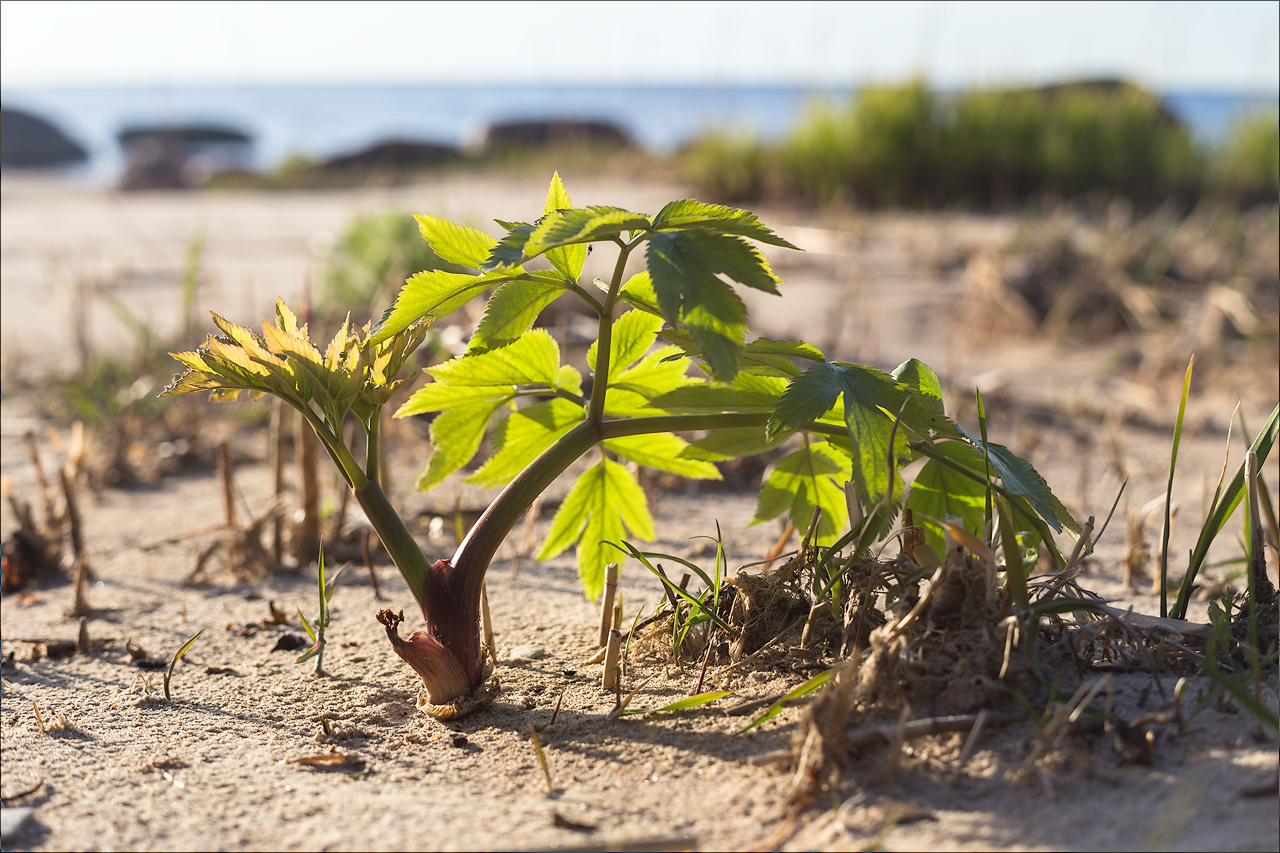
[{"xmin": 1, "ymin": 169, "xmax": 1277, "ymax": 851}]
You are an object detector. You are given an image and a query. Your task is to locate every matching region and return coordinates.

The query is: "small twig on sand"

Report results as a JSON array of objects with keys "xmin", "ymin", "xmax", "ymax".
[{"xmin": 61, "ymin": 466, "xmax": 90, "ymax": 617}]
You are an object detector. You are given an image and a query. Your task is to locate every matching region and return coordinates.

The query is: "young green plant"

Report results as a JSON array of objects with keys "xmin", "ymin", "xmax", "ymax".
[{"xmin": 165, "ymin": 173, "xmax": 1075, "ymax": 715}]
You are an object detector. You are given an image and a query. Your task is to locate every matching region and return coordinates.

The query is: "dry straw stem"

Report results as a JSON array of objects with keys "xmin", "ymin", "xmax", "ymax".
[
  {"xmin": 597, "ymin": 562, "xmax": 619, "ymax": 647},
  {"xmin": 601, "ymin": 629, "xmax": 622, "ymax": 691},
  {"xmin": 61, "ymin": 465, "xmax": 90, "ymax": 617},
  {"xmin": 480, "ymin": 581, "xmax": 496, "ymax": 664}
]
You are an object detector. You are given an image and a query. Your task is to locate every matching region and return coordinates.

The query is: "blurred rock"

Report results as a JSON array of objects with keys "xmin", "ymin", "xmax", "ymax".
[
  {"xmin": 319, "ymin": 139, "xmax": 460, "ymax": 172},
  {"xmin": 479, "ymin": 119, "xmax": 631, "ymax": 152},
  {"xmin": 0, "ymin": 107, "xmax": 88, "ymax": 168},
  {"xmin": 116, "ymin": 123, "xmax": 254, "ymax": 190}
]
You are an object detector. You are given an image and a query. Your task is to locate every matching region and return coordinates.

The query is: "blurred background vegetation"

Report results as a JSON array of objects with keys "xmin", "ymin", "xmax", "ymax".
[{"xmin": 684, "ymin": 80, "xmax": 1279, "ymax": 210}]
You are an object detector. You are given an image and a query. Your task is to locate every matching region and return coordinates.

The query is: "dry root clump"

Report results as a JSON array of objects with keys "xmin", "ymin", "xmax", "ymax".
[
  {"xmin": 1, "ymin": 429, "xmax": 88, "ymax": 593},
  {"xmin": 782, "ymin": 535, "xmax": 1079, "ymax": 806}
]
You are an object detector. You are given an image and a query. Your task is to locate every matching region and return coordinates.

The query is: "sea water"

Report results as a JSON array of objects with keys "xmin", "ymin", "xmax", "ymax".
[{"xmin": 1, "ymin": 83, "xmax": 1275, "ymax": 184}]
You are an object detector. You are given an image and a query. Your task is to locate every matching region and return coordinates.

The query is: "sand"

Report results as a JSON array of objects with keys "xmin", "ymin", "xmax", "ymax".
[{"xmin": 1, "ymin": 169, "xmax": 1277, "ymax": 851}]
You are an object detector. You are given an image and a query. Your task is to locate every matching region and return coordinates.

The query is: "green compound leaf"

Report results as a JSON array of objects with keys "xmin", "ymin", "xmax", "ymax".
[
  {"xmin": 587, "ymin": 309, "xmax": 661, "ymax": 384},
  {"xmin": 413, "ymin": 214, "xmax": 498, "ymax": 269},
  {"xmin": 604, "ymin": 433, "xmax": 722, "ymax": 480},
  {"xmin": 466, "ymin": 278, "xmax": 566, "ymax": 355},
  {"xmin": 648, "ymin": 230, "xmax": 780, "ymax": 382},
  {"xmin": 417, "ymin": 398, "xmax": 509, "ymax": 490},
  {"xmin": 770, "ymin": 362, "xmax": 953, "ymax": 509},
  {"xmin": 753, "ymin": 440, "xmax": 851, "ymax": 545},
  {"xmin": 395, "ymin": 382, "xmax": 514, "ymax": 417},
  {"xmin": 651, "ymin": 199, "xmax": 801, "ymax": 250},
  {"xmin": 482, "ymin": 220, "xmax": 538, "ymax": 270},
  {"xmin": 467, "ymin": 398, "xmax": 585, "ymax": 488},
  {"xmin": 525, "ymin": 206, "xmax": 652, "ymax": 262},
  {"xmin": 538, "ymin": 458, "xmax": 654, "ymax": 600},
  {"xmin": 892, "ymin": 357, "xmax": 945, "ymax": 417},
  {"xmin": 370, "ymin": 268, "xmax": 514, "ymax": 345},
  {"xmin": 615, "ymin": 271, "xmax": 662, "ymax": 316},
  {"xmin": 426, "ymin": 329, "xmax": 564, "ymax": 387},
  {"xmin": 542, "ymin": 172, "xmax": 589, "ymax": 281},
  {"xmin": 681, "ymin": 426, "xmax": 792, "ymax": 462},
  {"xmin": 957, "ymin": 427, "xmax": 1079, "ymax": 535},
  {"xmin": 904, "ymin": 440, "xmax": 990, "ymax": 558}
]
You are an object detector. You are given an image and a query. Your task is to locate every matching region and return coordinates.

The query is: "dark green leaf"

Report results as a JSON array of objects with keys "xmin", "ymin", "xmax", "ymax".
[
  {"xmin": 681, "ymin": 426, "xmax": 792, "ymax": 461},
  {"xmin": 648, "ymin": 230, "xmax": 779, "ymax": 381},
  {"xmin": 893, "ymin": 358, "xmax": 944, "ymax": 416},
  {"xmin": 958, "ymin": 427, "xmax": 1078, "ymax": 535},
  {"xmin": 483, "ymin": 223, "xmax": 536, "ymax": 270},
  {"xmin": 651, "ymin": 199, "xmax": 800, "ymax": 250},
  {"xmin": 525, "ymin": 206, "xmax": 652, "ymax": 261}
]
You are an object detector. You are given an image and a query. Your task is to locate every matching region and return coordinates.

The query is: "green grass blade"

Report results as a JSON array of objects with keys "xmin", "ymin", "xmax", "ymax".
[
  {"xmin": 1172, "ymin": 403, "xmax": 1279, "ymax": 619},
  {"xmin": 618, "ymin": 690, "xmax": 734, "ymax": 716},
  {"xmin": 737, "ymin": 667, "xmax": 834, "ymax": 734},
  {"xmin": 163, "ymin": 629, "xmax": 204, "ymax": 701},
  {"xmin": 1160, "ymin": 356, "xmax": 1194, "ymax": 617}
]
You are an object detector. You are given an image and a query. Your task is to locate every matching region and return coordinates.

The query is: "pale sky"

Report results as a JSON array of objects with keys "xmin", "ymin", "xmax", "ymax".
[{"xmin": 2, "ymin": 0, "xmax": 1277, "ymax": 91}]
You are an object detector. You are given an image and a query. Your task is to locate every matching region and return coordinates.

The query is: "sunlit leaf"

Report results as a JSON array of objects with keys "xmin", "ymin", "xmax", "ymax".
[
  {"xmin": 413, "ymin": 214, "xmax": 498, "ymax": 269},
  {"xmin": 904, "ymin": 440, "xmax": 989, "ymax": 558},
  {"xmin": 394, "ymin": 382, "xmax": 514, "ymax": 417},
  {"xmin": 737, "ymin": 667, "xmax": 833, "ymax": 734},
  {"xmin": 418, "ymin": 399, "xmax": 509, "ymax": 489},
  {"xmin": 587, "ymin": 309, "xmax": 662, "ymax": 383},
  {"xmin": 426, "ymin": 329, "xmax": 563, "ymax": 387},
  {"xmin": 753, "ymin": 440, "xmax": 851, "ymax": 544},
  {"xmin": 605, "ymin": 433, "xmax": 722, "ymax": 480},
  {"xmin": 524, "ymin": 206, "xmax": 652, "ymax": 260},
  {"xmin": 466, "ymin": 279, "xmax": 566, "ymax": 354},
  {"xmin": 370, "ymin": 268, "xmax": 514, "ymax": 345},
  {"xmin": 538, "ymin": 458, "xmax": 654, "ymax": 599},
  {"xmin": 543, "ymin": 172, "xmax": 588, "ymax": 281},
  {"xmin": 617, "ymin": 271, "xmax": 662, "ymax": 316},
  {"xmin": 467, "ymin": 398, "xmax": 585, "ymax": 488}
]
